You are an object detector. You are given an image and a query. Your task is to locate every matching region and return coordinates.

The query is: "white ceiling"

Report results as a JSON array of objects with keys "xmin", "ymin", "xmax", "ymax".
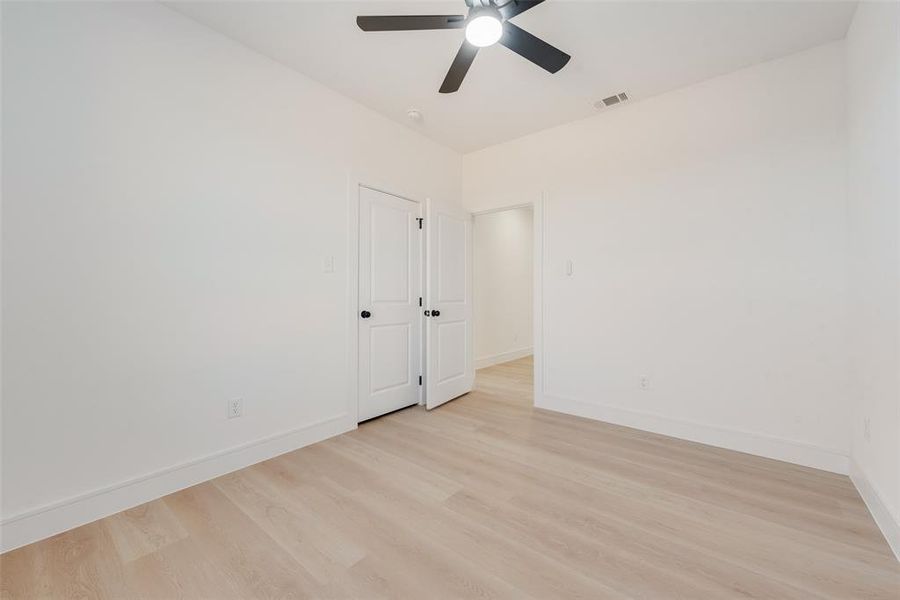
[{"xmin": 168, "ymin": 1, "xmax": 857, "ymax": 152}]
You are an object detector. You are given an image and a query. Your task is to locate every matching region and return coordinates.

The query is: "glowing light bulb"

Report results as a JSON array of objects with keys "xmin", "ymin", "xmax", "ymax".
[{"xmin": 465, "ymin": 14, "xmax": 502, "ymax": 47}]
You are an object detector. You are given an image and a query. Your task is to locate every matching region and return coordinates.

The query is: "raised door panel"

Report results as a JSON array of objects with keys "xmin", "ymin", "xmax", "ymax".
[{"xmin": 370, "ymin": 203, "xmax": 411, "ymax": 305}]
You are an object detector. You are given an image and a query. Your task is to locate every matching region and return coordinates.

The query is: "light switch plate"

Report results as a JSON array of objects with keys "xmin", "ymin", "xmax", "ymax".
[{"xmin": 228, "ymin": 398, "xmax": 243, "ymax": 419}]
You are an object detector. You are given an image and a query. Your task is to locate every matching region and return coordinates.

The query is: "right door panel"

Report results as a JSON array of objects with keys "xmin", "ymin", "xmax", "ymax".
[{"xmin": 425, "ymin": 199, "xmax": 473, "ymax": 409}]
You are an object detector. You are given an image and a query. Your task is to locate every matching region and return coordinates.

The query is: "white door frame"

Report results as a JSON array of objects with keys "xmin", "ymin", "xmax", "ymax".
[
  {"xmin": 469, "ymin": 193, "xmax": 545, "ymax": 407},
  {"xmin": 346, "ymin": 174, "xmax": 425, "ymax": 425}
]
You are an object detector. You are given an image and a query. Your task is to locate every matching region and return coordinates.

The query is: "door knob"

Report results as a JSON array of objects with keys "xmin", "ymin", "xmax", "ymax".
[
  {"xmin": 432, "ymin": 310, "xmax": 441, "ymax": 317},
  {"xmin": 360, "ymin": 310, "xmax": 371, "ymax": 318}
]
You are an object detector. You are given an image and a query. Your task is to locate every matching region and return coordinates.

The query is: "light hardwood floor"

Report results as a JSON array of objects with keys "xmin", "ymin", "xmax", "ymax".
[{"xmin": 2, "ymin": 356, "xmax": 898, "ymax": 599}]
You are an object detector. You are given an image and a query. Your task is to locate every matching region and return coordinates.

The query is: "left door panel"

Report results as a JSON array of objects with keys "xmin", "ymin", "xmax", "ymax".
[{"xmin": 358, "ymin": 187, "xmax": 421, "ymax": 421}]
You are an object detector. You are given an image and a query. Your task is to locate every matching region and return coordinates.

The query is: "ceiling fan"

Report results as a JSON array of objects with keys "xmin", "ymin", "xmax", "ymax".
[{"xmin": 356, "ymin": 0, "xmax": 570, "ymax": 94}]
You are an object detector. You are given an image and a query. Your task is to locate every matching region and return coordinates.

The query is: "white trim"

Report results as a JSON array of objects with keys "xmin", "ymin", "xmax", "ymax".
[
  {"xmin": 533, "ymin": 194, "xmax": 546, "ymax": 407},
  {"xmin": 0, "ymin": 413, "xmax": 354, "ymax": 553},
  {"xmin": 850, "ymin": 460, "xmax": 900, "ymax": 561},
  {"xmin": 475, "ymin": 347, "xmax": 534, "ymax": 370},
  {"xmin": 537, "ymin": 393, "xmax": 849, "ymax": 475},
  {"xmin": 470, "ymin": 202, "xmax": 533, "ymax": 217},
  {"xmin": 346, "ymin": 175, "xmax": 361, "ymax": 424}
]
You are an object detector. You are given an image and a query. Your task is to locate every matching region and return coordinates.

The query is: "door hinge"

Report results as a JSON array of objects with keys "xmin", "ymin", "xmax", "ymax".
[
  {"xmin": 419, "ymin": 375, "xmax": 423, "ymax": 386},
  {"xmin": 417, "ymin": 218, "xmax": 423, "ymax": 230}
]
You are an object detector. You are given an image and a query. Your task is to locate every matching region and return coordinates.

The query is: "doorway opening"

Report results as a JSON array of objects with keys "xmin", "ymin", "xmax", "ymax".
[{"xmin": 472, "ymin": 205, "xmax": 535, "ymax": 403}]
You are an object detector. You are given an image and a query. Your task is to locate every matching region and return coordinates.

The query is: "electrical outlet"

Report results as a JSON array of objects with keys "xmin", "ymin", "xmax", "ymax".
[
  {"xmin": 639, "ymin": 375, "xmax": 650, "ymax": 390},
  {"xmin": 228, "ymin": 398, "xmax": 243, "ymax": 419},
  {"xmin": 863, "ymin": 417, "xmax": 871, "ymax": 442}
]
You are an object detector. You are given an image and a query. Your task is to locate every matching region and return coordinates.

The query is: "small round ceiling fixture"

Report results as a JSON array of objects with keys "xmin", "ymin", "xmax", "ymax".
[
  {"xmin": 465, "ymin": 8, "xmax": 502, "ymax": 47},
  {"xmin": 406, "ymin": 108, "xmax": 423, "ymax": 123}
]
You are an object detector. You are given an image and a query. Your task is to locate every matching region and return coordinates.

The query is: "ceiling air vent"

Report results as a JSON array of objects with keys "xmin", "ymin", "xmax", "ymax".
[{"xmin": 594, "ymin": 92, "xmax": 630, "ymax": 110}]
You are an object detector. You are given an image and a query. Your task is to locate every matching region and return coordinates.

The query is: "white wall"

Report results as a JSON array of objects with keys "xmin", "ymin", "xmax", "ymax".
[
  {"xmin": 845, "ymin": 1, "xmax": 900, "ymax": 556},
  {"xmin": 474, "ymin": 207, "xmax": 533, "ymax": 368},
  {"xmin": 464, "ymin": 42, "xmax": 851, "ymax": 473},
  {"xmin": 0, "ymin": 2, "xmax": 461, "ymax": 551}
]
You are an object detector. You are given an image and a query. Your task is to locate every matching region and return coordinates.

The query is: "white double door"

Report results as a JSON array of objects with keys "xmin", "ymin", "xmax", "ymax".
[{"xmin": 358, "ymin": 187, "xmax": 472, "ymax": 421}]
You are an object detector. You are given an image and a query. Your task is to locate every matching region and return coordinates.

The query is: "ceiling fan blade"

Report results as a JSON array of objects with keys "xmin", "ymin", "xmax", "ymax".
[
  {"xmin": 499, "ymin": 22, "xmax": 570, "ymax": 73},
  {"xmin": 439, "ymin": 41, "xmax": 479, "ymax": 94},
  {"xmin": 497, "ymin": 0, "xmax": 547, "ymax": 21},
  {"xmin": 356, "ymin": 15, "xmax": 466, "ymax": 32}
]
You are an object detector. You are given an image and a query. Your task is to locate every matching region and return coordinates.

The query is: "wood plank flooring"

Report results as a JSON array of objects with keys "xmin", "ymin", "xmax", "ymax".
[{"xmin": 2, "ymin": 356, "xmax": 898, "ymax": 599}]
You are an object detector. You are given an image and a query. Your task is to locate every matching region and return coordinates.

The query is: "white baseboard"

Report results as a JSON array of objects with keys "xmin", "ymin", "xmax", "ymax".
[
  {"xmin": 475, "ymin": 347, "xmax": 533, "ymax": 370},
  {"xmin": 850, "ymin": 460, "xmax": 900, "ymax": 561},
  {"xmin": 0, "ymin": 413, "xmax": 355, "ymax": 553},
  {"xmin": 538, "ymin": 393, "xmax": 849, "ymax": 475}
]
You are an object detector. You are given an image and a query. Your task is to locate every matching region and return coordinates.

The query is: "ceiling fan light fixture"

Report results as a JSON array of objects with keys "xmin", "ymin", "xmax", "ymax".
[
  {"xmin": 465, "ymin": 9, "xmax": 503, "ymax": 47},
  {"xmin": 356, "ymin": 1, "xmax": 571, "ymax": 94}
]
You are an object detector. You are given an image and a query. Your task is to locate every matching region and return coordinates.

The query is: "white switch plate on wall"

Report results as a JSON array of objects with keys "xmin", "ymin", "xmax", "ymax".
[
  {"xmin": 228, "ymin": 398, "xmax": 243, "ymax": 419},
  {"xmin": 322, "ymin": 256, "xmax": 335, "ymax": 273}
]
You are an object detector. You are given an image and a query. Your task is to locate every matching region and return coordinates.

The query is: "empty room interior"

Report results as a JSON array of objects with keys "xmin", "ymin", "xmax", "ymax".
[{"xmin": 1, "ymin": 0, "xmax": 899, "ymax": 598}]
